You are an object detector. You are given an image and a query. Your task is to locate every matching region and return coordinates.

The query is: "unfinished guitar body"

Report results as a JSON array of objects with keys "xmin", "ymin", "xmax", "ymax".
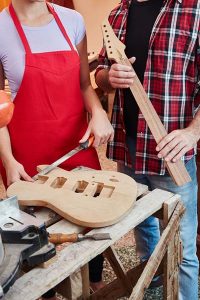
[{"xmin": 7, "ymin": 166, "xmax": 137, "ymax": 227}]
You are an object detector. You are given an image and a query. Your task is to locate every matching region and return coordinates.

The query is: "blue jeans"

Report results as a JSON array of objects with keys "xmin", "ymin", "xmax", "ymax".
[{"xmin": 118, "ymin": 137, "xmax": 199, "ymax": 300}]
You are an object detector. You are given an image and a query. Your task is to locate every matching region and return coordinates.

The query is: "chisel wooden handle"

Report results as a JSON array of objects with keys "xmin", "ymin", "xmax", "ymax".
[
  {"xmin": 49, "ymin": 233, "xmax": 79, "ymax": 244},
  {"xmin": 80, "ymin": 135, "xmax": 95, "ymax": 149}
]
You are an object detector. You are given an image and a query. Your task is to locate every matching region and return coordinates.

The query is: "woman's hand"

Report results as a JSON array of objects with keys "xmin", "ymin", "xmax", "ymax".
[
  {"xmin": 108, "ymin": 57, "xmax": 136, "ymax": 89},
  {"xmin": 79, "ymin": 108, "xmax": 114, "ymax": 148},
  {"xmin": 3, "ymin": 158, "xmax": 33, "ymax": 186}
]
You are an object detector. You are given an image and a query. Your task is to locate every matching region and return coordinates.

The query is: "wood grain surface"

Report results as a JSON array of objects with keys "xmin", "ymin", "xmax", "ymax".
[{"xmin": 7, "ymin": 166, "xmax": 138, "ymax": 227}]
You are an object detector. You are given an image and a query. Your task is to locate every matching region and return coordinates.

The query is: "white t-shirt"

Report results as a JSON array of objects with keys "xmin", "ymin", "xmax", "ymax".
[{"xmin": 0, "ymin": 4, "xmax": 86, "ymax": 99}]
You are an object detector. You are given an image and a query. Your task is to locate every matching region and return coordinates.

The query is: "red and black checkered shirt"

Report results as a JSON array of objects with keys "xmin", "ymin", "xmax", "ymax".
[{"xmin": 96, "ymin": 0, "xmax": 200, "ymax": 175}]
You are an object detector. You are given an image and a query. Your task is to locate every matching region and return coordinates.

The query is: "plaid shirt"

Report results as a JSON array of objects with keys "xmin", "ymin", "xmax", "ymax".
[{"xmin": 96, "ymin": 0, "xmax": 200, "ymax": 175}]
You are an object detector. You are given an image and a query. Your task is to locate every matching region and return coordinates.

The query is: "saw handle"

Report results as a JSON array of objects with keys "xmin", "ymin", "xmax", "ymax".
[
  {"xmin": 48, "ymin": 233, "xmax": 79, "ymax": 244},
  {"xmin": 80, "ymin": 135, "xmax": 95, "ymax": 149}
]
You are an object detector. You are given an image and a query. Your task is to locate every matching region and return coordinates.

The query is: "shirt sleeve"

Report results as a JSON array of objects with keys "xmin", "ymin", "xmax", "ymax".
[{"xmin": 74, "ymin": 11, "xmax": 86, "ymax": 46}]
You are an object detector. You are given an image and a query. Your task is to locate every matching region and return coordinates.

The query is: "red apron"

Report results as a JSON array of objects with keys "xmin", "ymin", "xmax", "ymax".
[{"xmin": 1, "ymin": 3, "xmax": 100, "ymax": 185}]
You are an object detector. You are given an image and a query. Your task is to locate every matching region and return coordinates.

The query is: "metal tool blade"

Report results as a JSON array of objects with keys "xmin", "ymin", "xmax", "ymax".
[
  {"xmin": 89, "ymin": 233, "xmax": 111, "ymax": 240},
  {"xmin": 32, "ymin": 145, "xmax": 82, "ymax": 180},
  {"xmin": 78, "ymin": 233, "xmax": 111, "ymax": 241},
  {"xmin": 32, "ymin": 135, "xmax": 95, "ymax": 180}
]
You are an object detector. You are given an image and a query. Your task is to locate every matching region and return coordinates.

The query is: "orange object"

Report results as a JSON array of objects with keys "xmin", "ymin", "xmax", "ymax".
[
  {"xmin": 0, "ymin": 90, "xmax": 14, "ymax": 128},
  {"xmin": 0, "ymin": 0, "xmax": 10, "ymax": 11}
]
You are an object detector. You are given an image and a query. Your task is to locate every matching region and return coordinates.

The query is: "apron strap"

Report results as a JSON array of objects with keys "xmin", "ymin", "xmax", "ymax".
[
  {"xmin": 9, "ymin": 2, "xmax": 75, "ymax": 55},
  {"xmin": 9, "ymin": 3, "xmax": 32, "ymax": 54},
  {"xmin": 46, "ymin": 3, "xmax": 75, "ymax": 51}
]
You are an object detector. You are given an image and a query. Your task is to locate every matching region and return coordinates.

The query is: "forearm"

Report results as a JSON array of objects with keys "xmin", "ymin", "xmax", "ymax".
[
  {"xmin": 81, "ymin": 84, "xmax": 107, "ymax": 116},
  {"xmin": 95, "ymin": 69, "xmax": 114, "ymax": 93},
  {"xmin": 0, "ymin": 127, "xmax": 15, "ymax": 166},
  {"xmin": 0, "ymin": 127, "xmax": 33, "ymax": 185},
  {"xmin": 80, "ymin": 83, "xmax": 114, "ymax": 147},
  {"xmin": 76, "ymin": 37, "xmax": 114, "ymax": 146}
]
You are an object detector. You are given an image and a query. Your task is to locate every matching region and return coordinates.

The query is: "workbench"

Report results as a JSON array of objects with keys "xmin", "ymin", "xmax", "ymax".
[{"xmin": 3, "ymin": 180, "xmax": 184, "ymax": 300}]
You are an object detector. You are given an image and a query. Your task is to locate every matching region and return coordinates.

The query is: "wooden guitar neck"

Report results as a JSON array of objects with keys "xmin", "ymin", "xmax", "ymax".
[{"xmin": 101, "ymin": 19, "xmax": 191, "ymax": 186}]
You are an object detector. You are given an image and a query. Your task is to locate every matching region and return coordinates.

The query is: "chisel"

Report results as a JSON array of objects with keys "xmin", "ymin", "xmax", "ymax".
[
  {"xmin": 48, "ymin": 232, "xmax": 111, "ymax": 244},
  {"xmin": 32, "ymin": 135, "xmax": 95, "ymax": 180}
]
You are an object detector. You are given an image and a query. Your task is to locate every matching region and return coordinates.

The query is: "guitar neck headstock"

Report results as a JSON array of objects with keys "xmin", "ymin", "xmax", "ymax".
[{"xmin": 101, "ymin": 19, "xmax": 126, "ymax": 63}]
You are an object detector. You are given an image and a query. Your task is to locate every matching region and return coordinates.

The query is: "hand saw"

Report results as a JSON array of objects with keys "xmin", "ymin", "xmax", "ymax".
[
  {"xmin": 32, "ymin": 135, "xmax": 95, "ymax": 181},
  {"xmin": 101, "ymin": 19, "xmax": 191, "ymax": 187}
]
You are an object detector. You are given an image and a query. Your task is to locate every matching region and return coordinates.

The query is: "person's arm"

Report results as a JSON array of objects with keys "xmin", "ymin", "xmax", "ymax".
[
  {"xmin": 156, "ymin": 111, "xmax": 200, "ymax": 163},
  {"xmin": 76, "ymin": 36, "xmax": 114, "ymax": 147},
  {"xmin": 96, "ymin": 51, "xmax": 200, "ymax": 163},
  {"xmin": 156, "ymin": 39, "xmax": 200, "ymax": 163},
  {"xmin": 95, "ymin": 59, "xmax": 135, "ymax": 93},
  {"xmin": 0, "ymin": 63, "xmax": 33, "ymax": 186}
]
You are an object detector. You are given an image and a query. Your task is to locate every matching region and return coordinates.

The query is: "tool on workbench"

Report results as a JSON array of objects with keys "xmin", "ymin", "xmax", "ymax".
[
  {"xmin": 101, "ymin": 19, "xmax": 191, "ymax": 187},
  {"xmin": 32, "ymin": 135, "xmax": 95, "ymax": 180},
  {"xmin": 48, "ymin": 232, "xmax": 111, "ymax": 244},
  {"xmin": 0, "ymin": 196, "xmax": 56, "ymax": 298}
]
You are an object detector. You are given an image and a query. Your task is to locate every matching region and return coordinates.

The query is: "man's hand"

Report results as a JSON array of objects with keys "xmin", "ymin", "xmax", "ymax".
[
  {"xmin": 108, "ymin": 57, "xmax": 136, "ymax": 89},
  {"xmin": 156, "ymin": 128, "xmax": 198, "ymax": 162}
]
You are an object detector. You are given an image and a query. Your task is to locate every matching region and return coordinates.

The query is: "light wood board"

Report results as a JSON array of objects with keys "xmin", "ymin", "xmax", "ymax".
[
  {"xmin": 7, "ymin": 166, "xmax": 137, "ymax": 228},
  {"xmin": 73, "ymin": 0, "xmax": 118, "ymax": 54}
]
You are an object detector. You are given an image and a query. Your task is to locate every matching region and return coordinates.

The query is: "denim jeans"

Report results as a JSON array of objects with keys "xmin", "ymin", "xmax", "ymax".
[{"xmin": 118, "ymin": 136, "xmax": 199, "ymax": 300}]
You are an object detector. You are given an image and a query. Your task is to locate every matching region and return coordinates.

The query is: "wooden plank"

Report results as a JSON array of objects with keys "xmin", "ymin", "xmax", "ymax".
[
  {"xmin": 90, "ymin": 261, "xmax": 163, "ymax": 299},
  {"xmin": 107, "ymin": 91, "xmax": 115, "ymax": 121},
  {"xmin": 70, "ymin": 270, "xmax": 83, "ymax": 300},
  {"xmin": 55, "ymin": 276, "xmax": 72, "ymax": 300},
  {"xmin": 163, "ymin": 194, "xmax": 181, "ymax": 227},
  {"xmin": 4, "ymin": 189, "xmax": 175, "ymax": 300},
  {"xmin": 73, "ymin": 0, "xmax": 119, "ymax": 54},
  {"xmin": 163, "ymin": 195, "xmax": 183, "ymax": 300},
  {"xmin": 129, "ymin": 201, "xmax": 185, "ymax": 300},
  {"xmin": 7, "ymin": 168, "xmax": 138, "ymax": 228},
  {"xmin": 81, "ymin": 264, "xmax": 90, "ymax": 299},
  {"xmin": 56, "ymin": 270, "xmax": 83, "ymax": 300},
  {"xmin": 101, "ymin": 19, "xmax": 191, "ymax": 187}
]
